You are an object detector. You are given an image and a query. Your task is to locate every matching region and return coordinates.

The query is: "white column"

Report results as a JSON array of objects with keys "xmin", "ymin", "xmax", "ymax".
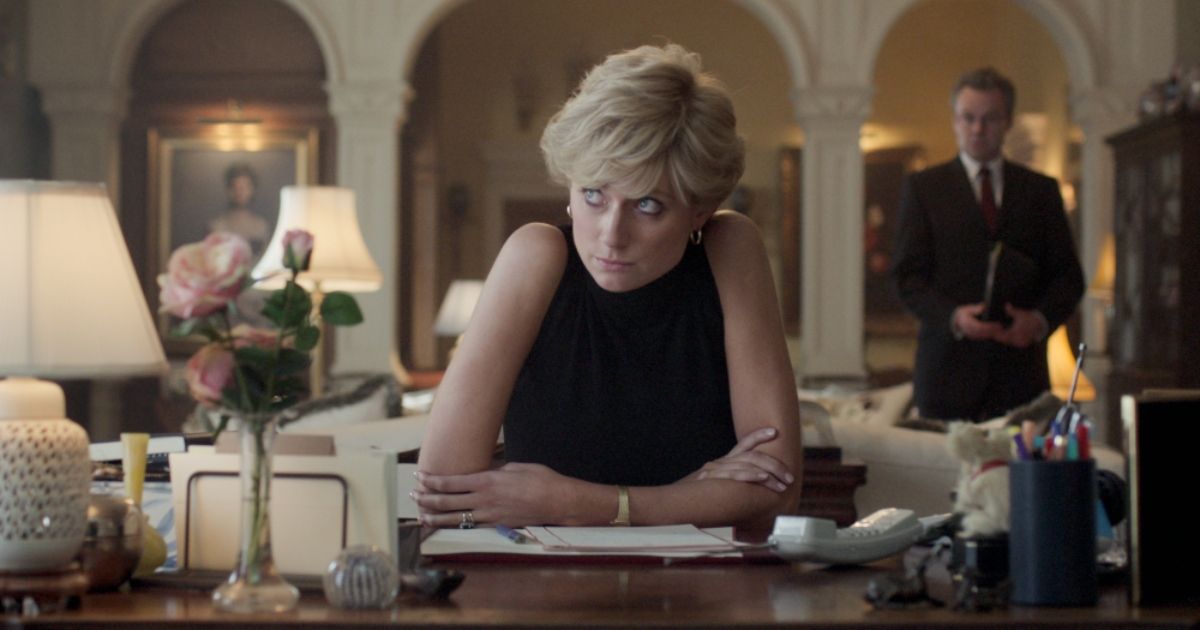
[
  {"xmin": 37, "ymin": 84, "xmax": 129, "ymax": 440},
  {"xmin": 39, "ymin": 85, "xmax": 127, "ymax": 201},
  {"xmin": 1070, "ymin": 86, "xmax": 1137, "ymax": 355},
  {"xmin": 327, "ymin": 80, "xmax": 411, "ymax": 376},
  {"xmin": 793, "ymin": 86, "xmax": 871, "ymax": 383}
]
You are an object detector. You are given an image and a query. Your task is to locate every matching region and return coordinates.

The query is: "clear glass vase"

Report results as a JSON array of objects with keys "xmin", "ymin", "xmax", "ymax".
[{"xmin": 212, "ymin": 411, "xmax": 299, "ymax": 613}]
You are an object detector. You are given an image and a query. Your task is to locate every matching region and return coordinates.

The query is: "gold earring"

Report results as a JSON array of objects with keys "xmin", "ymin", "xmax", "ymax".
[{"xmin": 690, "ymin": 229, "xmax": 703, "ymax": 245}]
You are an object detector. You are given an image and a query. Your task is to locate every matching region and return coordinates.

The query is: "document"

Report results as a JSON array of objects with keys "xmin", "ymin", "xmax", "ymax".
[{"xmin": 422, "ymin": 525, "xmax": 744, "ymax": 559}]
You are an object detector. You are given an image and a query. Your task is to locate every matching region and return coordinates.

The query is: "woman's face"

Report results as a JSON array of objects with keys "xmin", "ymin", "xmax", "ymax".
[{"xmin": 570, "ymin": 176, "xmax": 711, "ymax": 293}]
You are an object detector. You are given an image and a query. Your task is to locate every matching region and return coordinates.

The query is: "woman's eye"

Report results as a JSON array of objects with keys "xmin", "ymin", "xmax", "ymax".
[
  {"xmin": 636, "ymin": 197, "xmax": 664, "ymax": 215},
  {"xmin": 582, "ymin": 189, "xmax": 604, "ymax": 206}
]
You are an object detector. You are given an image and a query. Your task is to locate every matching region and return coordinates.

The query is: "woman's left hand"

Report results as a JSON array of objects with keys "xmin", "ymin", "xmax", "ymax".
[
  {"xmin": 693, "ymin": 427, "xmax": 795, "ymax": 493},
  {"xmin": 411, "ymin": 463, "xmax": 580, "ymax": 528}
]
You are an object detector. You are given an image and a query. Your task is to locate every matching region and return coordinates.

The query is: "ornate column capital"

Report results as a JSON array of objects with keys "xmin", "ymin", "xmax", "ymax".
[
  {"xmin": 1069, "ymin": 86, "xmax": 1138, "ymax": 131},
  {"xmin": 791, "ymin": 85, "xmax": 873, "ymax": 128},
  {"xmin": 38, "ymin": 84, "xmax": 129, "ymax": 121},
  {"xmin": 326, "ymin": 80, "xmax": 413, "ymax": 129}
]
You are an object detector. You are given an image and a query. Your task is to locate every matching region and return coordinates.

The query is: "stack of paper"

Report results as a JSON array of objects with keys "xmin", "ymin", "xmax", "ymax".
[{"xmin": 422, "ymin": 525, "xmax": 745, "ymax": 559}]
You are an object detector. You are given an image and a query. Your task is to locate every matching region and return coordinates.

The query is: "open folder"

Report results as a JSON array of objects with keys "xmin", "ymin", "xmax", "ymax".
[{"xmin": 422, "ymin": 525, "xmax": 746, "ymax": 561}]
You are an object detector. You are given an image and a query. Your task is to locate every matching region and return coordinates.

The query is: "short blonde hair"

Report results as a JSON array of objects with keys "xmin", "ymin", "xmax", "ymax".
[{"xmin": 540, "ymin": 44, "xmax": 745, "ymax": 208}]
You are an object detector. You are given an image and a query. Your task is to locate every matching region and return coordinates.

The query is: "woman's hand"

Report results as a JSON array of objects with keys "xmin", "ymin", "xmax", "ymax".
[
  {"xmin": 693, "ymin": 427, "xmax": 795, "ymax": 493},
  {"xmin": 412, "ymin": 463, "xmax": 581, "ymax": 528}
]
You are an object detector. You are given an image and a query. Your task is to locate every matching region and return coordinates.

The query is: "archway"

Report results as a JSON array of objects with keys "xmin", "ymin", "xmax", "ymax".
[
  {"xmin": 397, "ymin": 0, "xmax": 804, "ymax": 369},
  {"xmin": 863, "ymin": 0, "xmax": 1074, "ymax": 375}
]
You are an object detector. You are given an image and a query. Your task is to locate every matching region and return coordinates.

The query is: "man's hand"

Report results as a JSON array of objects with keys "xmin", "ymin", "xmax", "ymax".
[
  {"xmin": 993, "ymin": 304, "xmax": 1047, "ymax": 348},
  {"xmin": 952, "ymin": 303, "xmax": 1005, "ymax": 341}
]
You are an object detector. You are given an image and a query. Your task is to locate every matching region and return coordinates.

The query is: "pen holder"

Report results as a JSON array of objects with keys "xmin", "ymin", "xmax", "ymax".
[{"xmin": 1008, "ymin": 459, "xmax": 1097, "ymax": 606}]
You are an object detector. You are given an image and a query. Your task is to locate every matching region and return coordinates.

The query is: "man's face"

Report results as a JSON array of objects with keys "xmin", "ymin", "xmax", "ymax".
[{"xmin": 953, "ymin": 87, "xmax": 1011, "ymax": 163}]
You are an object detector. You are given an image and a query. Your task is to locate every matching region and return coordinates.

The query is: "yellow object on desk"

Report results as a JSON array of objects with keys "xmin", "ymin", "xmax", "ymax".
[
  {"xmin": 121, "ymin": 432, "xmax": 166, "ymax": 576},
  {"xmin": 120, "ymin": 433, "xmax": 149, "ymax": 506}
]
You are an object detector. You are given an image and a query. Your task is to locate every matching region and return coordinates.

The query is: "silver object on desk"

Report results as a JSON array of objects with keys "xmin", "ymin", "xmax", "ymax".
[{"xmin": 78, "ymin": 492, "xmax": 143, "ymax": 591}]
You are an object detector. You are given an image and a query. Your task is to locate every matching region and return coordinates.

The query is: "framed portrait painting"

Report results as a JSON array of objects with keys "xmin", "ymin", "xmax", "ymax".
[{"xmin": 148, "ymin": 126, "xmax": 318, "ymax": 346}]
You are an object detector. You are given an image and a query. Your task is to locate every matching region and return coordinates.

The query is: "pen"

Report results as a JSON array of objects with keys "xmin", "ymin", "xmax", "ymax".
[{"xmin": 496, "ymin": 524, "xmax": 532, "ymax": 544}]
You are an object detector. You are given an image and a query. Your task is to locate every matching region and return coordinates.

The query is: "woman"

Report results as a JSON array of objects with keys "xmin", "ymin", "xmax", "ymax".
[{"xmin": 415, "ymin": 44, "xmax": 800, "ymax": 531}]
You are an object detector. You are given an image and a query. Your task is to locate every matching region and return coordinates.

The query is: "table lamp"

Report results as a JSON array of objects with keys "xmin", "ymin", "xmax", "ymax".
[
  {"xmin": 0, "ymin": 180, "xmax": 167, "ymax": 584},
  {"xmin": 434, "ymin": 279, "xmax": 484, "ymax": 340},
  {"xmin": 434, "ymin": 279, "xmax": 484, "ymax": 363},
  {"xmin": 251, "ymin": 186, "xmax": 382, "ymax": 396},
  {"xmin": 1047, "ymin": 325, "xmax": 1095, "ymax": 402}
]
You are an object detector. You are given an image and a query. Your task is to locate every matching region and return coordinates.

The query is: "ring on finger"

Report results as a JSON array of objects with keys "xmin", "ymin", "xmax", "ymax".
[{"xmin": 459, "ymin": 511, "xmax": 476, "ymax": 529}]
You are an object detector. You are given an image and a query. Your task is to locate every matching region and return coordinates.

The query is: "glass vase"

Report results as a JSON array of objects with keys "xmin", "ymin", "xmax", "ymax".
[{"xmin": 212, "ymin": 411, "xmax": 299, "ymax": 613}]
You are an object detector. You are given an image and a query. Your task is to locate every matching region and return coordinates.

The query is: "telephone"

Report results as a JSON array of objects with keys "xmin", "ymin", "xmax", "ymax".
[{"xmin": 769, "ymin": 508, "xmax": 945, "ymax": 565}]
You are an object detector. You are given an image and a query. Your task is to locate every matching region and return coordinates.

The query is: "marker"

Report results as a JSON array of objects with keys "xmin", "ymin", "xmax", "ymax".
[
  {"xmin": 1077, "ymin": 421, "xmax": 1091, "ymax": 460},
  {"xmin": 1012, "ymin": 433, "xmax": 1031, "ymax": 461},
  {"xmin": 496, "ymin": 524, "xmax": 532, "ymax": 544}
]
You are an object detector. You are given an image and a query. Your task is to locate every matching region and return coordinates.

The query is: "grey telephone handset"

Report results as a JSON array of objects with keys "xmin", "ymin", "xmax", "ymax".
[{"xmin": 769, "ymin": 508, "xmax": 946, "ymax": 565}]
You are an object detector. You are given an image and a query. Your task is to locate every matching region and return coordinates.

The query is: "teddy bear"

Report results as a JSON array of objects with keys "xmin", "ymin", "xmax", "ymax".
[{"xmin": 946, "ymin": 421, "xmax": 1013, "ymax": 537}]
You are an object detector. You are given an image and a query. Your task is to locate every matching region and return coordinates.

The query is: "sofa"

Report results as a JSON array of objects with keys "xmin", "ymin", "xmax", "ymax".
[{"xmin": 798, "ymin": 383, "xmax": 1125, "ymax": 518}]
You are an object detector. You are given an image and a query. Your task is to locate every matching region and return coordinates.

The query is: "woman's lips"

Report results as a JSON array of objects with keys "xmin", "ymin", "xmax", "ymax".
[{"xmin": 595, "ymin": 256, "xmax": 632, "ymax": 272}]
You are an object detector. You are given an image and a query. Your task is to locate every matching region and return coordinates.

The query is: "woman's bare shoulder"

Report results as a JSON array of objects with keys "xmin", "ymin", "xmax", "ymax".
[
  {"xmin": 491, "ymin": 222, "xmax": 569, "ymax": 295},
  {"xmin": 703, "ymin": 210, "xmax": 767, "ymax": 268}
]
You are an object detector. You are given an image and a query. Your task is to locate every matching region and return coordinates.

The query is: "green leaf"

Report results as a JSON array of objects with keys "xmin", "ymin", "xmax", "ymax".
[
  {"xmin": 235, "ymin": 346, "xmax": 274, "ymax": 374},
  {"xmin": 170, "ymin": 317, "xmax": 219, "ymax": 340},
  {"xmin": 276, "ymin": 348, "xmax": 312, "ymax": 375},
  {"xmin": 321, "ymin": 291, "xmax": 364, "ymax": 326},
  {"xmin": 211, "ymin": 412, "xmax": 231, "ymax": 441},
  {"xmin": 294, "ymin": 325, "xmax": 320, "ymax": 352},
  {"xmin": 262, "ymin": 283, "xmax": 312, "ymax": 328}
]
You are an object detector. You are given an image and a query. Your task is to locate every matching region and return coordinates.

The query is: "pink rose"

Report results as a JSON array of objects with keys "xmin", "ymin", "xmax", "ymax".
[
  {"xmin": 282, "ymin": 229, "xmax": 314, "ymax": 272},
  {"xmin": 231, "ymin": 324, "xmax": 288, "ymax": 350},
  {"xmin": 158, "ymin": 232, "xmax": 252, "ymax": 319},
  {"xmin": 186, "ymin": 344, "xmax": 235, "ymax": 405}
]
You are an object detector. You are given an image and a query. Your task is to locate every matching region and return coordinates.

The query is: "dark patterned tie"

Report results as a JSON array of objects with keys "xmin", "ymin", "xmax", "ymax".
[{"xmin": 979, "ymin": 167, "xmax": 999, "ymax": 234}]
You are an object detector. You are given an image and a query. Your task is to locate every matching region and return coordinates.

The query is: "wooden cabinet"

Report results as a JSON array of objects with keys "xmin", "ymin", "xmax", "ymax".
[{"xmin": 1106, "ymin": 113, "xmax": 1200, "ymax": 411}]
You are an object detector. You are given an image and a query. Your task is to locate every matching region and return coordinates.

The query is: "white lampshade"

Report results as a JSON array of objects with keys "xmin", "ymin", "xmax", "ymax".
[
  {"xmin": 434, "ymin": 280, "xmax": 484, "ymax": 337},
  {"xmin": 0, "ymin": 180, "xmax": 167, "ymax": 378},
  {"xmin": 251, "ymin": 186, "xmax": 382, "ymax": 293},
  {"xmin": 0, "ymin": 179, "xmax": 166, "ymax": 574}
]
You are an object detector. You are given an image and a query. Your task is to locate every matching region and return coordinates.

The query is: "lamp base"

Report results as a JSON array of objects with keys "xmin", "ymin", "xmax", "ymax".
[
  {"xmin": 0, "ymin": 378, "xmax": 93, "ymax": 572},
  {"xmin": 0, "ymin": 562, "xmax": 87, "ymax": 616}
]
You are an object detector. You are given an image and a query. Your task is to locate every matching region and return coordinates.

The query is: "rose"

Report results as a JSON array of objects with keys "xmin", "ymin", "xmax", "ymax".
[
  {"xmin": 186, "ymin": 343, "xmax": 235, "ymax": 405},
  {"xmin": 158, "ymin": 232, "xmax": 252, "ymax": 319},
  {"xmin": 282, "ymin": 229, "xmax": 314, "ymax": 272}
]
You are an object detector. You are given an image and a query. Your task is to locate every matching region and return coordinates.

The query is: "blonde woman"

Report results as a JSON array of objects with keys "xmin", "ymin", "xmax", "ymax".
[{"xmin": 416, "ymin": 44, "xmax": 800, "ymax": 531}]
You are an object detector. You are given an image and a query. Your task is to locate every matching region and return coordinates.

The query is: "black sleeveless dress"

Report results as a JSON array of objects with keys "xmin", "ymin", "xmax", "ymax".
[{"xmin": 502, "ymin": 226, "xmax": 736, "ymax": 486}]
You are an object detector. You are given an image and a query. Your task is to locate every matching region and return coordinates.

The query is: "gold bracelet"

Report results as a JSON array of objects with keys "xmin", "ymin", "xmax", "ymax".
[{"xmin": 610, "ymin": 485, "xmax": 631, "ymax": 526}]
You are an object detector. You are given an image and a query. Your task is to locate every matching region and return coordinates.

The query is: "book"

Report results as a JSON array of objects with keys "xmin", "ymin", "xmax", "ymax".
[{"xmin": 981, "ymin": 241, "xmax": 1039, "ymax": 325}]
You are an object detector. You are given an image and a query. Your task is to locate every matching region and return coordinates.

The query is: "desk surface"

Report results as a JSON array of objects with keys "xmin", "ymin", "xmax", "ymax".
[{"xmin": 20, "ymin": 558, "xmax": 1200, "ymax": 628}]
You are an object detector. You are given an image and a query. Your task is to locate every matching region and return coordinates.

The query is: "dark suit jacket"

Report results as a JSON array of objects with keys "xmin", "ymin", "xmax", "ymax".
[{"xmin": 891, "ymin": 157, "xmax": 1084, "ymax": 420}]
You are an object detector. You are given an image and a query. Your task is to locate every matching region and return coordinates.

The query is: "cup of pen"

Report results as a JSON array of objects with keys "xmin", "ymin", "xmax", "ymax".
[{"xmin": 1008, "ymin": 457, "xmax": 1097, "ymax": 606}]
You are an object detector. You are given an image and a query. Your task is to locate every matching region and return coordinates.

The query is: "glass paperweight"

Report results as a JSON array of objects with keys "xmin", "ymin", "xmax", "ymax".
[{"xmin": 322, "ymin": 545, "xmax": 400, "ymax": 609}]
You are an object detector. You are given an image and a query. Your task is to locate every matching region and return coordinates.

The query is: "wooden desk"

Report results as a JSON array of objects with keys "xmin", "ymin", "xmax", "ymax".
[{"xmin": 24, "ymin": 559, "xmax": 1200, "ymax": 628}]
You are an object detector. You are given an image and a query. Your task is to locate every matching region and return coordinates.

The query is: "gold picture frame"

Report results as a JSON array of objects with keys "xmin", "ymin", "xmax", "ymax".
[{"xmin": 148, "ymin": 126, "xmax": 318, "ymax": 351}]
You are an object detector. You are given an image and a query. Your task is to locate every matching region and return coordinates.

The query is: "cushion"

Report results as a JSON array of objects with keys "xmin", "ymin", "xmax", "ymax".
[
  {"xmin": 798, "ymin": 382, "xmax": 914, "ymax": 428},
  {"xmin": 280, "ymin": 375, "xmax": 402, "ymax": 432}
]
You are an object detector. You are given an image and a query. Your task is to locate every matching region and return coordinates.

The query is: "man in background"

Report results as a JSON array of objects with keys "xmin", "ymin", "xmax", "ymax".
[{"xmin": 891, "ymin": 67, "xmax": 1084, "ymax": 420}]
